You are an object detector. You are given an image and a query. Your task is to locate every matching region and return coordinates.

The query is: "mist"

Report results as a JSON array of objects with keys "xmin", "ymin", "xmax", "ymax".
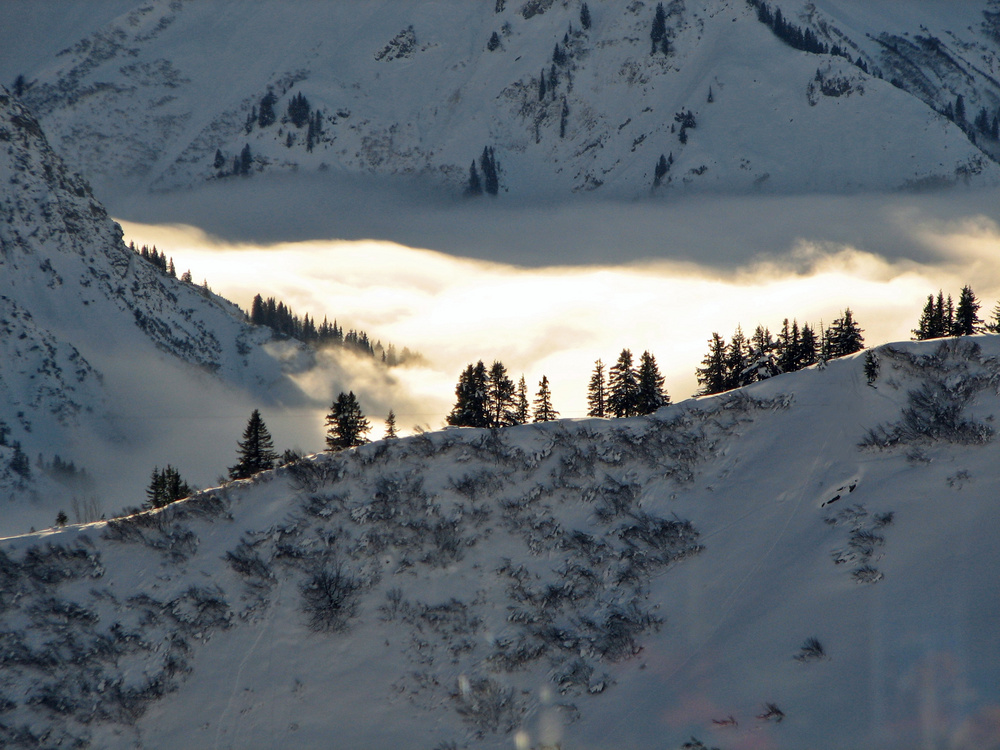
[{"xmin": 117, "ymin": 188, "xmax": 1000, "ymax": 431}]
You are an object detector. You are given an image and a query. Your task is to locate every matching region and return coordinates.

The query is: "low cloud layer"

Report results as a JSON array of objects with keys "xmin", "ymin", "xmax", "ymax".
[{"xmin": 119, "ymin": 197, "xmax": 1000, "ymax": 428}]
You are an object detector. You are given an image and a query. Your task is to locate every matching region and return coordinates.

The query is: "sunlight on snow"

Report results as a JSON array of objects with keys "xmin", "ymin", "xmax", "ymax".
[{"xmin": 117, "ymin": 219, "xmax": 1000, "ymax": 423}]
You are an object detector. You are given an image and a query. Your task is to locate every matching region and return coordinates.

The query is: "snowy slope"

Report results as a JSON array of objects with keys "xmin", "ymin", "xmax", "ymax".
[
  {"xmin": 1, "ymin": 336, "xmax": 999, "ymax": 749},
  {"xmin": 3, "ymin": 0, "xmax": 999, "ymax": 205},
  {"xmin": 0, "ymin": 88, "xmax": 326, "ymax": 531}
]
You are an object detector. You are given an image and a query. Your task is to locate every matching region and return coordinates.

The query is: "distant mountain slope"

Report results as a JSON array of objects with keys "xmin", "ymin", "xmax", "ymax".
[
  {"xmin": 1, "ymin": 336, "xmax": 998, "ymax": 749},
  {"xmin": 0, "ymin": 88, "xmax": 322, "ymax": 530},
  {"xmin": 6, "ymin": 0, "xmax": 1000, "ymax": 203}
]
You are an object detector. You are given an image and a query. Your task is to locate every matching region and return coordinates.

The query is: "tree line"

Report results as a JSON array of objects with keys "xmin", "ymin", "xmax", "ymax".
[
  {"xmin": 696, "ymin": 309, "xmax": 863, "ymax": 396},
  {"xmin": 248, "ymin": 293, "xmax": 416, "ymax": 365},
  {"xmin": 136, "ymin": 286, "xmax": 1000, "ymax": 513}
]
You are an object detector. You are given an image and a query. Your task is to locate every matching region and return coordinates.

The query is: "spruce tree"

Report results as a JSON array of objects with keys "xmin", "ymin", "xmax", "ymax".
[
  {"xmin": 145, "ymin": 465, "xmax": 191, "ymax": 509},
  {"xmin": 797, "ymin": 323, "xmax": 818, "ymax": 369},
  {"xmin": 608, "ymin": 349, "xmax": 639, "ymax": 417},
  {"xmin": 229, "ymin": 409, "xmax": 279, "ymax": 480},
  {"xmin": 467, "ymin": 161, "xmax": 483, "ymax": 195},
  {"xmin": 487, "ymin": 360, "xmax": 516, "ymax": 427},
  {"xmin": 654, "ymin": 154, "xmax": 668, "ymax": 187},
  {"xmin": 697, "ymin": 333, "xmax": 729, "ymax": 395},
  {"xmin": 447, "ymin": 362, "xmax": 490, "ymax": 427},
  {"xmin": 258, "ymin": 92, "xmax": 277, "ymax": 128},
  {"xmin": 651, "ymin": 2, "xmax": 667, "ymax": 55},
  {"xmin": 239, "ymin": 144, "xmax": 252, "ymax": 176},
  {"xmin": 487, "ymin": 31, "xmax": 501, "ymax": 51},
  {"xmin": 953, "ymin": 285, "xmax": 980, "ymax": 336},
  {"xmin": 532, "ymin": 376, "xmax": 558, "ymax": 422},
  {"xmin": 325, "ymin": 392, "xmax": 371, "ymax": 451},
  {"xmin": 826, "ymin": 309, "xmax": 864, "ymax": 358},
  {"xmin": 580, "ymin": 3, "xmax": 591, "ymax": 30},
  {"xmin": 725, "ymin": 326, "xmax": 749, "ymax": 389},
  {"xmin": 514, "ymin": 376, "xmax": 530, "ymax": 424},
  {"xmin": 384, "ymin": 410, "xmax": 399, "ymax": 439},
  {"xmin": 587, "ymin": 359, "xmax": 607, "ymax": 417},
  {"xmin": 636, "ymin": 351, "xmax": 669, "ymax": 414},
  {"xmin": 913, "ymin": 294, "xmax": 939, "ymax": 340}
]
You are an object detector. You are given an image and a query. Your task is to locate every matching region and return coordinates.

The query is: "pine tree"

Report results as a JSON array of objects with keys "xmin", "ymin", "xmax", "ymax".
[
  {"xmin": 229, "ymin": 409, "xmax": 279, "ymax": 480},
  {"xmin": 467, "ymin": 160, "xmax": 483, "ymax": 195},
  {"xmin": 953, "ymin": 285, "xmax": 981, "ymax": 336},
  {"xmin": 797, "ymin": 323, "xmax": 818, "ymax": 369},
  {"xmin": 913, "ymin": 294, "xmax": 939, "ymax": 340},
  {"xmin": 514, "ymin": 376, "xmax": 530, "ymax": 424},
  {"xmin": 447, "ymin": 362, "xmax": 490, "ymax": 427},
  {"xmin": 725, "ymin": 326, "xmax": 750, "ymax": 389},
  {"xmin": 239, "ymin": 144, "xmax": 252, "ymax": 176},
  {"xmin": 636, "ymin": 351, "xmax": 669, "ymax": 414},
  {"xmin": 487, "ymin": 31, "xmax": 502, "ymax": 51},
  {"xmin": 539, "ymin": 69, "xmax": 547, "ymax": 101},
  {"xmin": 287, "ymin": 92, "xmax": 311, "ymax": 128},
  {"xmin": 487, "ymin": 360, "xmax": 516, "ymax": 427},
  {"xmin": 258, "ymin": 92, "xmax": 277, "ymax": 128},
  {"xmin": 384, "ymin": 410, "xmax": 399, "ymax": 439},
  {"xmin": 986, "ymin": 301, "xmax": 1000, "ymax": 333},
  {"xmin": 532, "ymin": 376, "xmax": 558, "ymax": 422},
  {"xmin": 560, "ymin": 97, "xmax": 569, "ymax": 139},
  {"xmin": 214, "ymin": 149, "xmax": 226, "ymax": 170},
  {"xmin": 480, "ymin": 147, "xmax": 500, "ymax": 195},
  {"xmin": 55, "ymin": 511, "xmax": 68, "ymax": 527},
  {"xmin": 587, "ymin": 359, "xmax": 607, "ymax": 417},
  {"xmin": 697, "ymin": 333, "xmax": 729, "ymax": 395},
  {"xmin": 826, "ymin": 309, "xmax": 864, "ymax": 358},
  {"xmin": 145, "ymin": 465, "xmax": 191, "ymax": 509},
  {"xmin": 580, "ymin": 2, "xmax": 591, "ymax": 30},
  {"xmin": 651, "ymin": 2, "xmax": 667, "ymax": 55},
  {"xmin": 654, "ymin": 154, "xmax": 668, "ymax": 187},
  {"xmin": 608, "ymin": 349, "xmax": 640, "ymax": 417},
  {"xmin": 325, "ymin": 392, "xmax": 370, "ymax": 451}
]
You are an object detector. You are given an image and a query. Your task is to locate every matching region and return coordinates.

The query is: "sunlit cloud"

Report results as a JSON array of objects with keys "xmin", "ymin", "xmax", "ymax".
[{"xmin": 118, "ymin": 212, "xmax": 1000, "ymax": 428}]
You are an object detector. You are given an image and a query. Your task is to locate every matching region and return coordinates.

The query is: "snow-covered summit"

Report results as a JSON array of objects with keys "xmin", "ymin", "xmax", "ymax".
[{"xmin": 5, "ymin": 0, "xmax": 1000, "ymax": 203}]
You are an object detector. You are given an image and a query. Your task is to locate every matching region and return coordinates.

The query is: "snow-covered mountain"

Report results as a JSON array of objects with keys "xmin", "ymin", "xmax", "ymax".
[
  {"xmin": 0, "ymin": 88, "xmax": 325, "ymax": 531},
  {"xmin": 1, "ymin": 336, "xmax": 998, "ymax": 749},
  {"xmin": 5, "ymin": 0, "xmax": 1000, "ymax": 204}
]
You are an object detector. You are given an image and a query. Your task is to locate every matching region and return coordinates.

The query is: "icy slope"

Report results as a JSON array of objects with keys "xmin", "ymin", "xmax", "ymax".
[
  {"xmin": 4, "ymin": 0, "xmax": 999, "ymax": 203},
  {"xmin": 2, "ymin": 336, "xmax": 998, "ymax": 749},
  {"xmin": 0, "ymin": 89, "xmax": 321, "ymax": 530}
]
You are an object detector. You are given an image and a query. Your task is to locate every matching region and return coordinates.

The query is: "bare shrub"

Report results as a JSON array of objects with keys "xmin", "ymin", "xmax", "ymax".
[
  {"xmin": 794, "ymin": 636, "xmax": 826, "ymax": 662},
  {"xmin": 300, "ymin": 565, "xmax": 361, "ymax": 632}
]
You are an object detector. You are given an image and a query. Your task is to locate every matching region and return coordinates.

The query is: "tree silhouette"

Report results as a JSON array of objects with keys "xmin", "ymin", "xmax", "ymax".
[
  {"xmin": 325, "ymin": 392, "xmax": 370, "ymax": 451},
  {"xmin": 229, "ymin": 409, "xmax": 279, "ymax": 480}
]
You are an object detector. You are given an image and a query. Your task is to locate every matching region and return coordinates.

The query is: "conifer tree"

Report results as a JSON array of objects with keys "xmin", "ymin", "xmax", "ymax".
[
  {"xmin": 797, "ymin": 323, "xmax": 818, "ymax": 369},
  {"xmin": 229, "ymin": 409, "xmax": 279, "ymax": 480},
  {"xmin": 654, "ymin": 154, "xmax": 668, "ymax": 187},
  {"xmin": 214, "ymin": 149, "xmax": 226, "ymax": 170},
  {"xmin": 651, "ymin": 2, "xmax": 667, "ymax": 55},
  {"xmin": 725, "ymin": 326, "xmax": 749, "ymax": 389},
  {"xmin": 580, "ymin": 3, "xmax": 591, "ymax": 30},
  {"xmin": 487, "ymin": 31, "xmax": 501, "ymax": 51},
  {"xmin": 532, "ymin": 376, "xmax": 558, "ymax": 422},
  {"xmin": 239, "ymin": 144, "xmax": 253, "ymax": 176},
  {"xmin": 826, "ymin": 309, "xmax": 864, "ymax": 358},
  {"xmin": 467, "ymin": 161, "xmax": 483, "ymax": 195},
  {"xmin": 325, "ymin": 392, "xmax": 370, "ymax": 451},
  {"xmin": 608, "ymin": 349, "xmax": 640, "ymax": 417},
  {"xmin": 488, "ymin": 360, "xmax": 517, "ymax": 427},
  {"xmin": 384, "ymin": 410, "xmax": 399, "ymax": 440},
  {"xmin": 514, "ymin": 376, "xmax": 530, "ymax": 424},
  {"xmin": 258, "ymin": 92, "xmax": 277, "ymax": 128},
  {"xmin": 913, "ymin": 294, "xmax": 939, "ymax": 340},
  {"xmin": 636, "ymin": 351, "xmax": 669, "ymax": 414},
  {"xmin": 145, "ymin": 465, "xmax": 191, "ymax": 509},
  {"xmin": 587, "ymin": 359, "xmax": 607, "ymax": 417},
  {"xmin": 447, "ymin": 362, "xmax": 490, "ymax": 427},
  {"xmin": 697, "ymin": 333, "xmax": 728, "ymax": 396},
  {"xmin": 539, "ymin": 69, "xmax": 547, "ymax": 101},
  {"xmin": 954, "ymin": 285, "xmax": 981, "ymax": 336}
]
